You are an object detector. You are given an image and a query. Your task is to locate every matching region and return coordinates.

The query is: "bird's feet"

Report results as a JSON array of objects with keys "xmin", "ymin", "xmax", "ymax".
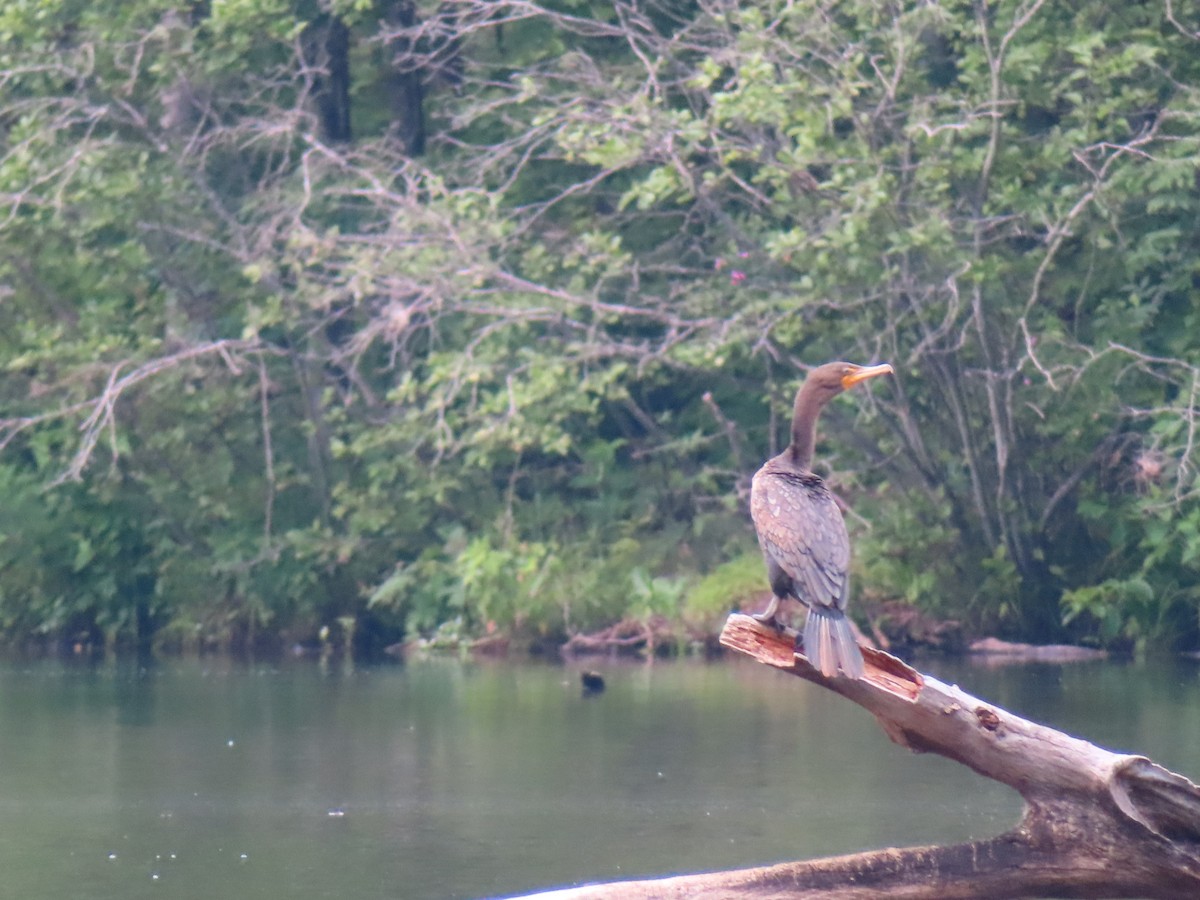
[
  {"xmin": 751, "ymin": 610, "xmax": 799, "ymax": 641},
  {"xmin": 752, "ymin": 595, "xmax": 782, "ymax": 627},
  {"xmin": 751, "ymin": 610, "xmax": 785, "ymax": 631}
]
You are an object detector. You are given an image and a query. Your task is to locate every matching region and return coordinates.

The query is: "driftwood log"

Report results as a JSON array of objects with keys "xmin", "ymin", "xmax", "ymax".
[{"xmin": 509, "ymin": 614, "xmax": 1200, "ymax": 899}]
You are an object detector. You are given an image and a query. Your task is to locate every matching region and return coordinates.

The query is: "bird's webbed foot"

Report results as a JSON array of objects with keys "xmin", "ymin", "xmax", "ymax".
[
  {"xmin": 752, "ymin": 596, "xmax": 799, "ymax": 640},
  {"xmin": 751, "ymin": 594, "xmax": 783, "ymax": 628}
]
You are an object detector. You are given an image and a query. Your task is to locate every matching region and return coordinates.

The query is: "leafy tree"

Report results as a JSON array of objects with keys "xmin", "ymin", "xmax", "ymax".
[{"xmin": 1, "ymin": 0, "xmax": 1198, "ymax": 653}]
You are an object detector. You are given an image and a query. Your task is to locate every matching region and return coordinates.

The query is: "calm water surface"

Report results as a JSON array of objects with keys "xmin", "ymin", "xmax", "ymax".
[{"xmin": 2, "ymin": 653, "xmax": 1199, "ymax": 899}]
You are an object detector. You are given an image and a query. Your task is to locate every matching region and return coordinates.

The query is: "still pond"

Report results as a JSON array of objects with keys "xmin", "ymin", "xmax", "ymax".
[{"xmin": 2, "ymin": 652, "xmax": 1200, "ymax": 899}]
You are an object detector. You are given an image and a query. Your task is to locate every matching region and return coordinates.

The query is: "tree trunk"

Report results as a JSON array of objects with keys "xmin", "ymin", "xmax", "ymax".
[
  {"xmin": 383, "ymin": 0, "xmax": 427, "ymax": 156},
  {"xmin": 304, "ymin": 14, "xmax": 352, "ymax": 143},
  {"xmin": 506, "ymin": 615, "xmax": 1200, "ymax": 899}
]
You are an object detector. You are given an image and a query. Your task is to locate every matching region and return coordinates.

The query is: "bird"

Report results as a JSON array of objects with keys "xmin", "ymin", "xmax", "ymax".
[
  {"xmin": 581, "ymin": 671, "xmax": 606, "ymax": 695},
  {"xmin": 750, "ymin": 361, "xmax": 893, "ymax": 679}
]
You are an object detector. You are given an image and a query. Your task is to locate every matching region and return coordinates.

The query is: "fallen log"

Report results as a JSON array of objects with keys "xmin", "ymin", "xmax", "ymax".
[
  {"xmin": 505, "ymin": 614, "xmax": 1200, "ymax": 899},
  {"xmin": 559, "ymin": 616, "xmax": 677, "ymax": 656},
  {"xmin": 968, "ymin": 635, "xmax": 1107, "ymax": 663}
]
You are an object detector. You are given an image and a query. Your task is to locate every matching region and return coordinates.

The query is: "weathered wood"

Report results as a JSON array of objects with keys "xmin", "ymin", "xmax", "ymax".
[{"xmin": 504, "ymin": 615, "xmax": 1200, "ymax": 899}]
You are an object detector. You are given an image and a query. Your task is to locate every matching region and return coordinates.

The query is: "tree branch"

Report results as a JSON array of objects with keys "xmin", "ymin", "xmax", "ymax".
[{"xmin": 505, "ymin": 616, "xmax": 1200, "ymax": 899}]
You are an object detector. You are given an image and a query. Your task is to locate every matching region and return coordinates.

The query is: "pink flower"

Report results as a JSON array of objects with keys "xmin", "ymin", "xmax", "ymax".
[{"xmin": 730, "ymin": 270, "xmax": 747, "ymax": 285}]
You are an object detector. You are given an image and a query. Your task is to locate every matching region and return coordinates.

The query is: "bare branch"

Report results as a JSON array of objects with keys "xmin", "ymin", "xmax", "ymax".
[{"xmin": 54, "ymin": 340, "xmax": 257, "ymax": 485}]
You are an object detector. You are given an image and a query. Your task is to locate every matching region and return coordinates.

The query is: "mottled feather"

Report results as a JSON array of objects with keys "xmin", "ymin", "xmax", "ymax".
[{"xmin": 750, "ymin": 461, "xmax": 850, "ymax": 614}]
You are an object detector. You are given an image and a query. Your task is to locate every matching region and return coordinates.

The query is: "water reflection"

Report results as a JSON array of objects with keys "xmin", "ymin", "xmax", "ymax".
[{"xmin": 0, "ymin": 654, "xmax": 1195, "ymax": 899}]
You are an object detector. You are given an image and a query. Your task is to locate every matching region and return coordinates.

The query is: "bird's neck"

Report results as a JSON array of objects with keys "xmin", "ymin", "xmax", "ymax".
[{"xmin": 788, "ymin": 384, "xmax": 824, "ymax": 471}]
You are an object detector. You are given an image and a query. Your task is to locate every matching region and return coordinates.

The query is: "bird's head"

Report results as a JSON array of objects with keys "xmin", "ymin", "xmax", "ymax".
[{"xmin": 804, "ymin": 361, "xmax": 894, "ymax": 402}]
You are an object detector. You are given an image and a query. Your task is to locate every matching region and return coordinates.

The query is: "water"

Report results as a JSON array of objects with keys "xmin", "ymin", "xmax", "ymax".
[{"xmin": 0, "ymin": 653, "xmax": 1198, "ymax": 899}]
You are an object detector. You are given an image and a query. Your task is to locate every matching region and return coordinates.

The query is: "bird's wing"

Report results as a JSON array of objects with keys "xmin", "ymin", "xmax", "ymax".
[{"xmin": 750, "ymin": 471, "xmax": 851, "ymax": 611}]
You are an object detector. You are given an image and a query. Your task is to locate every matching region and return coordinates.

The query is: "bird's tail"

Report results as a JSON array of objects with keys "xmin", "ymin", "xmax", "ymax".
[{"xmin": 802, "ymin": 606, "xmax": 864, "ymax": 679}]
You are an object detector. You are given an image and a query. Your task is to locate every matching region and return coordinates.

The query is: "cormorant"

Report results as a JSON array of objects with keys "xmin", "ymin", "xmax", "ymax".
[{"xmin": 750, "ymin": 361, "xmax": 893, "ymax": 679}]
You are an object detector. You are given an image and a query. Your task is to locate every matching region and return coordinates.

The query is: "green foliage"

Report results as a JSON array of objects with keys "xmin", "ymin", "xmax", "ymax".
[
  {"xmin": 683, "ymin": 553, "xmax": 764, "ymax": 628},
  {"xmin": 2, "ymin": 0, "xmax": 1200, "ymax": 655},
  {"xmin": 629, "ymin": 567, "xmax": 688, "ymax": 622},
  {"xmin": 1059, "ymin": 495, "xmax": 1200, "ymax": 650},
  {"xmin": 856, "ymin": 488, "xmax": 958, "ymax": 608},
  {"xmin": 1062, "ymin": 577, "xmax": 1157, "ymax": 648}
]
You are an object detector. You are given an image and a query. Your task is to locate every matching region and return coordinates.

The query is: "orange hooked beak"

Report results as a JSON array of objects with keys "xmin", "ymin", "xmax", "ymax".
[{"xmin": 841, "ymin": 363, "xmax": 894, "ymax": 390}]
